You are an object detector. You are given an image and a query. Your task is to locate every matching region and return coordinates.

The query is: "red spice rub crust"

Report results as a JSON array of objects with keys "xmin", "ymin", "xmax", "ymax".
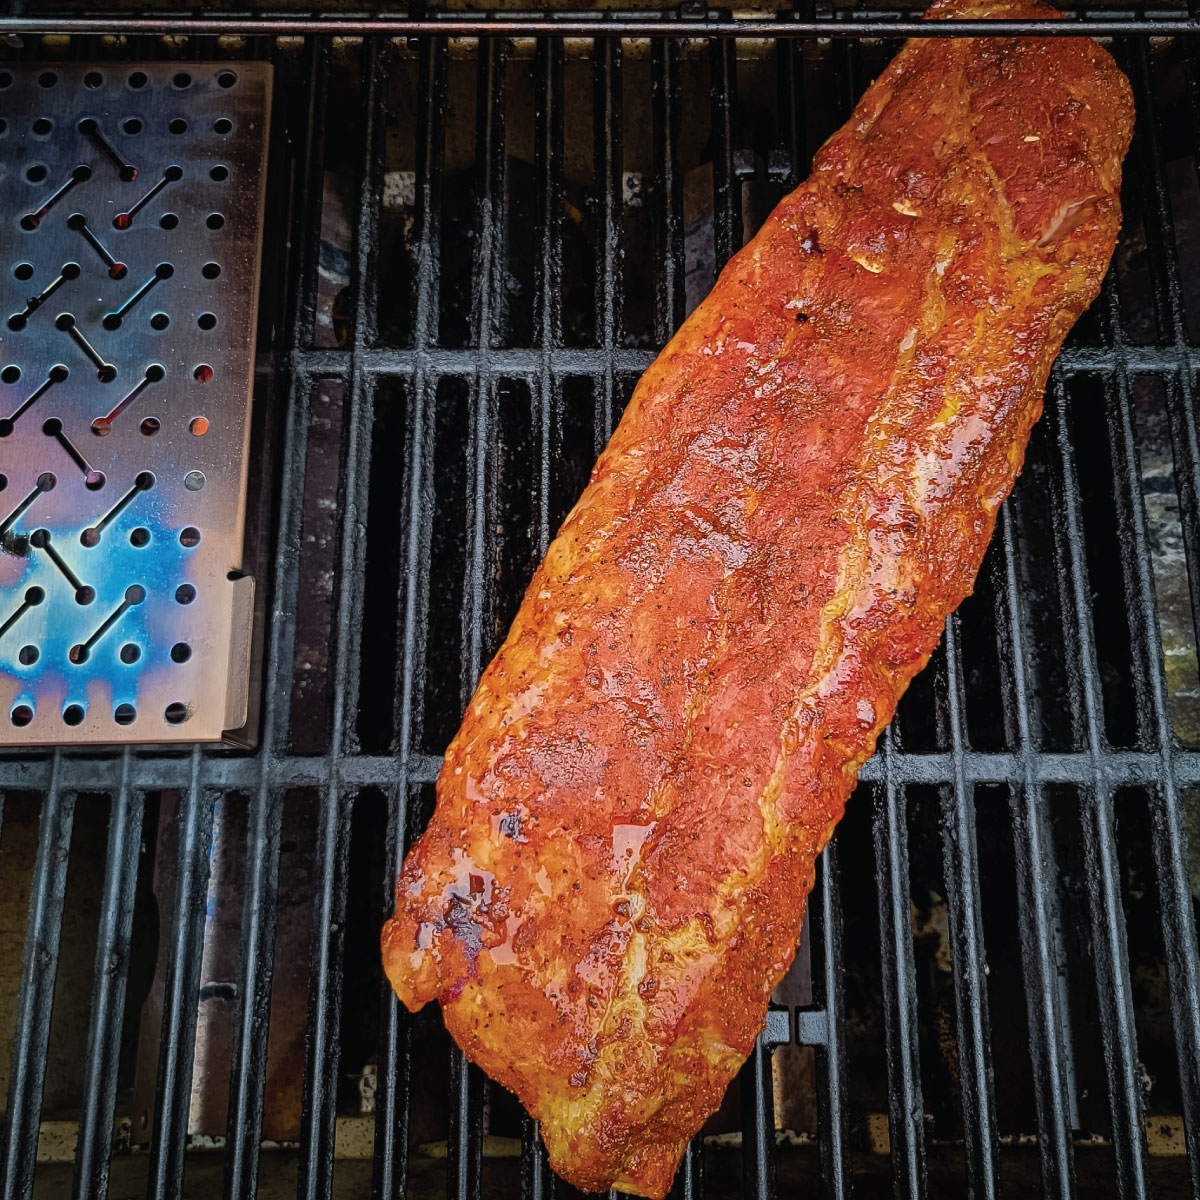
[{"xmin": 383, "ymin": 5, "xmax": 1132, "ymax": 1195}]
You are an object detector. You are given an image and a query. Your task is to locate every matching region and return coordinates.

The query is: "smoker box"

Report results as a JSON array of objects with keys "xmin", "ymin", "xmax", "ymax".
[{"xmin": 0, "ymin": 61, "xmax": 271, "ymax": 747}]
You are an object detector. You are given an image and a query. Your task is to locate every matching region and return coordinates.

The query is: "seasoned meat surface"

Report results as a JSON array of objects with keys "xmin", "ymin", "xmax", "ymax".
[{"xmin": 383, "ymin": 5, "xmax": 1133, "ymax": 1194}]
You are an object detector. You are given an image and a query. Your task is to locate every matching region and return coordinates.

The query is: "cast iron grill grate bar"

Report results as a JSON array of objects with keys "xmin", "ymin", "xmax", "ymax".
[
  {"xmin": 812, "ymin": 842, "xmax": 851, "ymax": 1200},
  {"xmin": 1, "ymin": 10, "xmax": 1199, "ymax": 36},
  {"xmin": 1105, "ymin": 43, "xmax": 1200, "ymax": 1185},
  {"xmin": 939, "ymin": 618, "xmax": 1002, "ymax": 1198},
  {"xmin": 1047, "ymin": 365, "xmax": 1152, "ymax": 1198},
  {"xmin": 874, "ymin": 734, "xmax": 928, "ymax": 1200},
  {"xmin": 294, "ymin": 31, "xmax": 391, "ymax": 1200},
  {"xmin": 445, "ymin": 32, "xmax": 512, "ymax": 1200},
  {"xmin": 73, "ymin": 758, "xmax": 142, "ymax": 1200},
  {"xmin": 831, "ymin": 36, "xmax": 931, "ymax": 1200},
  {"xmin": 222, "ymin": 36, "xmax": 328, "ymax": 1200},
  {"xmin": 7, "ymin": 746, "xmax": 1200, "ymax": 792},
  {"xmin": 994, "ymin": 502, "xmax": 1077, "ymax": 1200},
  {"xmin": 520, "ymin": 33, "xmax": 565, "ymax": 1200},
  {"xmin": 0, "ymin": 16, "xmax": 1197, "ymax": 1200},
  {"xmin": 595, "ymin": 35, "xmax": 623, "ymax": 450},
  {"xmin": 370, "ymin": 33, "xmax": 449, "ymax": 1200},
  {"xmin": 653, "ymin": 40, "xmax": 685, "ymax": 346},
  {"xmin": 147, "ymin": 763, "xmax": 215, "ymax": 1200},
  {"xmin": 0, "ymin": 765, "xmax": 73, "ymax": 1200}
]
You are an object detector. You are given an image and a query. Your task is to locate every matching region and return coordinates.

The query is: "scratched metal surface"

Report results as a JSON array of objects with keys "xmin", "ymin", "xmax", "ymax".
[{"xmin": 0, "ymin": 62, "xmax": 270, "ymax": 744}]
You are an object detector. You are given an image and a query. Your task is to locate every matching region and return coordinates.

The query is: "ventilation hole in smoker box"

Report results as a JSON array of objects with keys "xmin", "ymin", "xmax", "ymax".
[
  {"xmin": 0, "ymin": 474, "xmax": 6, "ymax": 492},
  {"xmin": 25, "ymin": 165, "xmax": 47, "ymax": 184},
  {"xmin": 122, "ymin": 117, "xmax": 142, "ymax": 135},
  {"xmin": 189, "ymin": 416, "xmax": 208, "ymax": 436},
  {"xmin": 183, "ymin": 471, "xmax": 205, "ymax": 491},
  {"xmin": 217, "ymin": 70, "xmax": 237, "ymax": 88},
  {"xmin": 171, "ymin": 642, "xmax": 191, "ymax": 663},
  {"xmin": 213, "ymin": 118, "xmax": 232, "ymax": 134},
  {"xmin": 114, "ymin": 703, "xmax": 136, "ymax": 725},
  {"xmin": 164, "ymin": 702, "xmax": 188, "ymax": 725},
  {"xmin": 160, "ymin": 214, "xmax": 179, "ymax": 231},
  {"xmin": 193, "ymin": 365, "xmax": 213, "ymax": 384},
  {"xmin": 140, "ymin": 417, "xmax": 160, "ymax": 436},
  {"xmin": 205, "ymin": 213, "xmax": 225, "ymax": 231},
  {"xmin": 1, "ymin": 366, "xmax": 20, "ymax": 384},
  {"xmin": 18, "ymin": 646, "xmax": 37, "ymax": 667},
  {"xmin": 173, "ymin": 72, "xmax": 192, "ymax": 89},
  {"xmin": 175, "ymin": 584, "xmax": 195, "ymax": 605},
  {"xmin": 128, "ymin": 71, "xmax": 147, "ymax": 90},
  {"xmin": 38, "ymin": 72, "xmax": 57, "ymax": 89},
  {"xmin": 13, "ymin": 264, "xmax": 33, "ymax": 281},
  {"xmin": 210, "ymin": 165, "xmax": 229, "ymax": 182},
  {"xmin": 151, "ymin": 313, "xmax": 170, "ymax": 331},
  {"xmin": 32, "ymin": 118, "xmax": 52, "ymax": 136},
  {"xmin": 202, "ymin": 262, "xmax": 221, "ymax": 279},
  {"xmin": 179, "ymin": 526, "xmax": 200, "ymax": 547},
  {"xmin": 198, "ymin": 312, "xmax": 216, "ymax": 330},
  {"xmin": 83, "ymin": 71, "xmax": 102, "ymax": 89},
  {"xmin": 130, "ymin": 527, "xmax": 150, "ymax": 547},
  {"xmin": 119, "ymin": 644, "xmax": 139, "ymax": 665},
  {"xmin": 169, "ymin": 119, "xmax": 188, "ymax": 135},
  {"xmin": 10, "ymin": 705, "xmax": 32, "ymax": 727},
  {"xmin": 62, "ymin": 703, "xmax": 84, "ymax": 726}
]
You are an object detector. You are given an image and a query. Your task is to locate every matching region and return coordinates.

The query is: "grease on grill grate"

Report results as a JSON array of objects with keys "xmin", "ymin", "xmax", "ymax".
[{"xmin": 0, "ymin": 63, "xmax": 271, "ymax": 745}]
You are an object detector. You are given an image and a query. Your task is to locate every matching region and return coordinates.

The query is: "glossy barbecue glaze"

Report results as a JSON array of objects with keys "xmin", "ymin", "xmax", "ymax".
[{"xmin": 383, "ymin": 4, "xmax": 1133, "ymax": 1193}]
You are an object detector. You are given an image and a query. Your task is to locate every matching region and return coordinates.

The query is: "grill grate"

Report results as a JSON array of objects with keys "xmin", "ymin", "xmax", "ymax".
[{"xmin": 0, "ymin": 10, "xmax": 1199, "ymax": 1200}]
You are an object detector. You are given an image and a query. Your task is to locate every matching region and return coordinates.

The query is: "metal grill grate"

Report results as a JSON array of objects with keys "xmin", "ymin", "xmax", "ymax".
[{"xmin": 0, "ymin": 9, "xmax": 1198, "ymax": 1200}]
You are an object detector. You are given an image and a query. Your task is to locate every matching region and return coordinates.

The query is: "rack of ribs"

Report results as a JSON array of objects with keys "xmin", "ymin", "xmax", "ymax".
[{"xmin": 383, "ymin": 4, "xmax": 1133, "ymax": 1194}]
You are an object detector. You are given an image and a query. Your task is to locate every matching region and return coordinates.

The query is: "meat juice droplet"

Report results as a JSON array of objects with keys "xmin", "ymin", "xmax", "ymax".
[
  {"xmin": 489, "ymin": 915, "xmax": 525, "ymax": 966},
  {"xmin": 441, "ymin": 847, "xmax": 495, "ymax": 906},
  {"xmin": 612, "ymin": 822, "xmax": 656, "ymax": 888}
]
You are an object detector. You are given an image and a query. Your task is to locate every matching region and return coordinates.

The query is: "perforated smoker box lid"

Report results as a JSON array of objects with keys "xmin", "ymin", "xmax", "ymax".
[{"xmin": 0, "ymin": 62, "xmax": 271, "ymax": 746}]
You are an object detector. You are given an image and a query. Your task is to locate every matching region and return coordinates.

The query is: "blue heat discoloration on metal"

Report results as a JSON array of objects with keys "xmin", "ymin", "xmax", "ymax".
[{"xmin": 0, "ymin": 504, "xmax": 196, "ymax": 712}]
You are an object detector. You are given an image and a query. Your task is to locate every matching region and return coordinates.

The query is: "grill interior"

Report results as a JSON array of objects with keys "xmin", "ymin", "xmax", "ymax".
[{"xmin": 1, "ymin": 10, "xmax": 1200, "ymax": 1200}]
